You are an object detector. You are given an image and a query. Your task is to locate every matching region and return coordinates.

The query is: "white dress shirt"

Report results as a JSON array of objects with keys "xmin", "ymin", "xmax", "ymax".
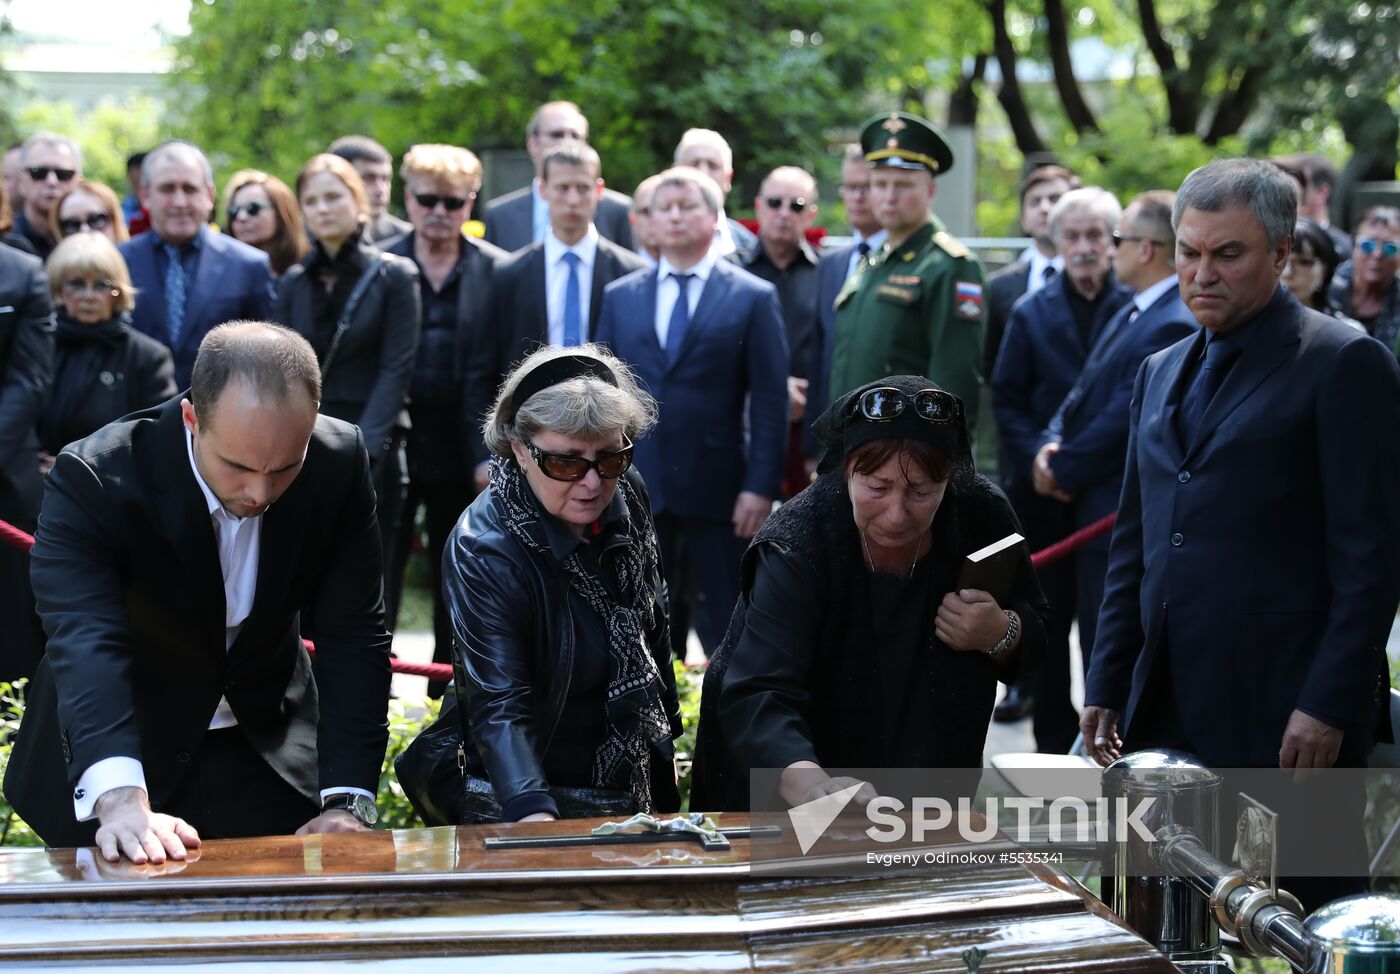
[
  {"xmin": 74, "ymin": 429, "xmax": 369, "ymax": 821},
  {"xmin": 544, "ymin": 225, "xmax": 599, "ymax": 345},
  {"xmin": 1132, "ymin": 273, "xmax": 1178, "ymax": 315},
  {"xmin": 709, "ymin": 209, "xmax": 739, "ymax": 258},
  {"xmin": 1022, "ymin": 247, "xmax": 1064, "ymax": 295},
  {"xmin": 655, "ymin": 252, "xmax": 718, "ymax": 349},
  {"xmin": 846, "ymin": 228, "xmax": 889, "ymax": 280}
]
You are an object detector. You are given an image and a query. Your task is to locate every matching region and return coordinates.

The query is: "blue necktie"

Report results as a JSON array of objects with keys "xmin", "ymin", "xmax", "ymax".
[
  {"xmin": 163, "ymin": 243, "xmax": 188, "ymax": 347},
  {"xmin": 1177, "ymin": 335, "xmax": 1239, "ymax": 445},
  {"xmin": 562, "ymin": 251, "xmax": 582, "ymax": 346},
  {"xmin": 666, "ymin": 273, "xmax": 694, "ymax": 365}
]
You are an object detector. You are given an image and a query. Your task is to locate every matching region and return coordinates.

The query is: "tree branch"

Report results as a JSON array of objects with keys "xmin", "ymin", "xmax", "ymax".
[
  {"xmin": 1203, "ymin": 62, "xmax": 1265, "ymax": 144},
  {"xmin": 1136, "ymin": 0, "xmax": 1200, "ymax": 134},
  {"xmin": 1042, "ymin": 0, "xmax": 1099, "ymax": 133},
  {"xmin": 948, "ymin": 53, "xmax": 989, "ymax": 128},
  {"xmin": 987, "ymin": 0, "xmax": 1047, "ymax": 155}
]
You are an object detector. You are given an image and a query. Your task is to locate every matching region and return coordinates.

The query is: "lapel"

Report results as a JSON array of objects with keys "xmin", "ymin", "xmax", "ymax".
[
  {"xmin": 146, "ymin": 400, "xmax": 228, "ymax": 660},
  {"xmin": 1182, "ymin": 287, "xmax": 1298, "ymax": 461},
  {"xmin": 128, "ymin": 236, "xmax": 169, "ymax": 338},
  {"xmin": 590, "ymin": 244, "xmax": 615, "ymax": 327},
  {"xmin": 632, "ymin": 269, "xmax": 666, "ymax": 371},
  {"xmin": 668, "ymin": 262, "xmax": 732, "ymax": 372},
  {"xmin": 525, "ymin": 245, "xmax": 549, "ymax": 344},
  {"xmin": 180, "ymin": 229, "xmax": 222, "ymax": 350}
]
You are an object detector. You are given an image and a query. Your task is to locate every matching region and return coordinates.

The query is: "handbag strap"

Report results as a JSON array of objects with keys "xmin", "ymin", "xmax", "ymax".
[{"xmin": 319, "ymin": 254, "xmax": 390, "ymax": 379}]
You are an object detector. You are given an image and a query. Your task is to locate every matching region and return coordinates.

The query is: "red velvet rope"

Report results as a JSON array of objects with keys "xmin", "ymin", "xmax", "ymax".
[{"xmin": 0, "ymin": 509, "xmax": 1119, "ymax": 684}]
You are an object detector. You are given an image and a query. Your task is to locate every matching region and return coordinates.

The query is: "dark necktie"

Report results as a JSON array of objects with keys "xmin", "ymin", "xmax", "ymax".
[
  {"xmin": 1042, "ymin": 264, "xmax": 1055, "ymax": 282},
  {"xmin": 1177, "ymin": 335, "xmax": 1240, "ymax": 445},
  {"xmin": 666, "ymin": 273, "xmax": 694, "ymax": 364},
  {"xmin": 857, "ymin": 241, "xmax": 871, "ymax": 259},
  {"xmin": 163, "ymin": 243, "xmax": 189, "ymax": 346},
  {"xmin": 562, "ymin": 251, "xmax": 581, "ymax": 346}
]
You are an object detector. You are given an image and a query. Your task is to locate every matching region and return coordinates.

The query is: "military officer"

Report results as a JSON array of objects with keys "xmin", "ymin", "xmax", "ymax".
[{"xmin": 828, "ymin": 112, "xmax": 987, "ymax": 430}]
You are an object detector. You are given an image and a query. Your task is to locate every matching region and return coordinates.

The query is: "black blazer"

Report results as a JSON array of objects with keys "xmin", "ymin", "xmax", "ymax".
[
  {"xmin": 0, "ymin": 243, "xmax": 54, "ymax": 525},
  {"xmin": 985, "ymin": 259, "xmax": 1030, "ymax": 377},
  {"xmin": 274, "ymin": 235, "xmax": 421, "ymax": 461},
  {"xmin": 484, "ymin": 185, "xmax": 635, "ymax": 254},
  {"xmin": 464, "ymin": 235, "xmax": 646, "ymax": 463},
  {"xmin": 4, "ymin": 397, "xmax": 393, "ymax": 846},
  {"xmin": 38, "ymin": 312, "xmax": 177, "ymax": 456}
]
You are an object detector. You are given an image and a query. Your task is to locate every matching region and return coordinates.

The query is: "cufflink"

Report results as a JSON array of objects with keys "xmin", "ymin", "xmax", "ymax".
[{"xmin": 73, "ymin": 788, "xmax": 85, "ymax": 801}]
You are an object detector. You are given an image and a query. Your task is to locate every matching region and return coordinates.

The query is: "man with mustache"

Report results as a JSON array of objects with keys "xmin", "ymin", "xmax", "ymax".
[
  {"xmin": 383, "ymin": 143, "xmax": 506, "ymax": 695},
  {"xmin": 991, "ymin": 187, "xmax": 1132, "ymax": 751},
  {"xmin": 1082, "ymin": 157, "xmax": 1400, "ymax": 911}
]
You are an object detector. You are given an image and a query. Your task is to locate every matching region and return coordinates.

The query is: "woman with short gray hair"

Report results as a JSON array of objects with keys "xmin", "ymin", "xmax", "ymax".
[{"xmin": 436, "ymin": 343, "xmax": 680, "ymax": 823}]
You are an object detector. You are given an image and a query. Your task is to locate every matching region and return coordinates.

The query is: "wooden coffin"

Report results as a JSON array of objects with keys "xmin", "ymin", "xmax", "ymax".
[{"xmin": 0, "ymin": 814, "xmax": 1177, "ymax": 971}]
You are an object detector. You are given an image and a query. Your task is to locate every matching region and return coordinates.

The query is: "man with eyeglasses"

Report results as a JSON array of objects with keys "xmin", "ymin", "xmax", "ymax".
[
  {"xmin": 328, "ymin": 135, "xmax": 412, "ymax": 244},
  {"xmin": 992, "ymin": 186, "xmax": 1131, "ymax": 751},
  {"xmin": 733, "ymin": 166, "xmax": 822, "ymax": 495},
  {"xmin": 484, "ymin": 101, "xmax": 633, "ymax": 254},
  {"xmin": 1028, "ymin": 190, "xmax": 1197, "ymax": 743},
  {"xmin": 15, "ymin": 132, "xmax": 82, "ymax": 261},
  {"xmin": 471, "ymin": 142, "xmax": 646, "ymax": 486},
  {"xmin": 381, "ymin": 143, "xmax": 506, "ymax": 693},
  {"xmin": 829, "ymin": 112, "xmax": 987, "ymax": 432},
  {"xmin": 673, "ymin": 129, "xmax": 758, "ymax": 259}
]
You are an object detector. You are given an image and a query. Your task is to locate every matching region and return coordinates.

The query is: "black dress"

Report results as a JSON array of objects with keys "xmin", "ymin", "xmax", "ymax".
[
  {"xmin": 38, "ymin": 311, "xmax": 177, "ymax": 455},
  {"xmin": 690, "ymin": 471, "xmax": 1049, "ymax": 811}
]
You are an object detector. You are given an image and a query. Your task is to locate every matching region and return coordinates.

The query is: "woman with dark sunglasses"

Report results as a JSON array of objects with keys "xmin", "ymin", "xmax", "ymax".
[
  {"xmin": 690, "ymin": 375, "xmax": 1049, "ymax": 813},
  {"xmin": 49, "ymin": 180, "xmax": 129, "ymax": 245},
  {"xmin": 221, "ymin": 169, "xmax": 308, "ymax": 278},
  {"xmin": 274, "ymin": 153, "xmax": 421, "ymax": 623},
  {"xmin": 435, "ymin": 344, "xmax": 681, "ymax": 823},
  {"xmin": 1328, "ymin": 205, "xmax": 1400, "ymax": 354}
]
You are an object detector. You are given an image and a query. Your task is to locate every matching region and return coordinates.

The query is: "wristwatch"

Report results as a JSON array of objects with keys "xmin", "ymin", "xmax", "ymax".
[
  {"xmin": 987, "ymin": 610, "xmax": 1019, "ymax": 660},
  {"xmin": 321, "ymin": 792, "xmax": 379, "ymax": 826}
]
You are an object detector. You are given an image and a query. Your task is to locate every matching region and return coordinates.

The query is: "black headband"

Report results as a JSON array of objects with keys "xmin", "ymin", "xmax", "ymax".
[{"xmin": 508, "ymin": 354, "xmax": 618, "ymax": 424}]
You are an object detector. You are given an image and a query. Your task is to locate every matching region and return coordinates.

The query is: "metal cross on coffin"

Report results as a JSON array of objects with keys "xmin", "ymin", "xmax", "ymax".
[{"xmin": 483, "ymin": 812, "xmax": 782, "ymax": 852}]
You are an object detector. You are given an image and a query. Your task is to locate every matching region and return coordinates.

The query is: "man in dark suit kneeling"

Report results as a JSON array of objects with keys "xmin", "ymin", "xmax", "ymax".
[{"xmin": 5, "ymin": 322, "xmax": 392, "ymax": 863}]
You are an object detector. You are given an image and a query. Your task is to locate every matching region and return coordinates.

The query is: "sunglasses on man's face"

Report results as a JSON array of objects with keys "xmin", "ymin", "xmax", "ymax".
[
  {"xmin": 27, "ymin": 166, "xmax": 76, "ymax": 182},
  {"xmin": 228, "ymin": 201, "xmax": 268, "ymax": 220},
  {"xmin": 763, "ymin": 196, "xmax": 809, "ymax": 213},
  {"xmin": 851, "ymin": 386, "xmax": 958, "ymax": 424},
  {"xmin": 1358, "ymin": 237, "xmax": 1400, "ymax": 259},
  {"xmin": 527, "ymin": 436, "xmax": 634, "ymax": 482},
  {"xmin": 413, "ymin": 193, "xmax": 469, "ymax": 211},
  {"xmin": 59, "ymin": 212, "xmax": 111, "ymax": 235}
]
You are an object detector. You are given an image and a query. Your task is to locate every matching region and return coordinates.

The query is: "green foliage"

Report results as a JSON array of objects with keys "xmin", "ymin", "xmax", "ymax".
[
  {"xmin": 673, "ymin": 660, "xmax": 704, "ymax": 811},
  {"xmin": 377, "ymin": 696, "xmax": 440, "ymax": 830},
  {"xmin": 11, "ymin": 97, "xmax": 162, "ymax": 197},
  {"xmin": 0, "ymin": 679, "xmax": 43, "ymax": 847}
]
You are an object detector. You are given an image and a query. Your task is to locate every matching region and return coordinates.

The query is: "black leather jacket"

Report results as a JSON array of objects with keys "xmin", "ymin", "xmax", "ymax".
[{"xmin": 443, "ymin": 468, "xmax": 681, "ymax": 816}]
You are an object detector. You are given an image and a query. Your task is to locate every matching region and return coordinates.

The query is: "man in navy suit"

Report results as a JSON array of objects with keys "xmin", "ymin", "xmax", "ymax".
[
  {"xmin": 1033, "ymin": 190, "xmax": 1197, "ymax": 676},
  {"xmin": 121, "ymin": 141, "xmax": 275, "ymax": 388},
  {"xmin": 595, "ymin": 167, "xmax": 788, "ymax": 656},
  {"xmin": 992, "ymin": 187, "xmax": 1133, "ymax": 752},
  {"xmin": 483, "ymin": 101, "xmax": 633, "ymax": 254},
  {"xmin": 1082, "ymin": 160, "xmax": 1400, "ymax": 906}
]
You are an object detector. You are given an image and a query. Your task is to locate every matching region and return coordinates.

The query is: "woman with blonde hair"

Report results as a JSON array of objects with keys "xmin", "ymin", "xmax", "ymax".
[
  {"xmin": 221, "ymin": 169, "xmax": 307, "ymax": 277},
  {"xmin": 39, "ymin": 233, "xmax": 175, "ymax": 469},
  {"xmin": 49, "ymin": 179, "xmax": 129, "ymax": 245}
]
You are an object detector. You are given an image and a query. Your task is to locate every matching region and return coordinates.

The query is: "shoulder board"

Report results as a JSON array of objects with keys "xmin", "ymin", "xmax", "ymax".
[{"xmin": 933, "ymin": 230, "xmax": 969, "ymax": 259}]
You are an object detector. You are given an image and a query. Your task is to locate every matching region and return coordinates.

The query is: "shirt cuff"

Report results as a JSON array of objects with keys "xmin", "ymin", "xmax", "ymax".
[
  {"xmin": 74, "ymin": 757, "xmax": 147, "ymax": 822},
  {"xmin": 318, "ymin": 786, "xmax": 377, "ymax": 806}
]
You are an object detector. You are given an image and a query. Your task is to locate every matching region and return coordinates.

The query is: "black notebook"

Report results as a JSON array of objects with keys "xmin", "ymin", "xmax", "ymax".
[{"xmin": 956, "ymin": 533, "xmax": 1026, "ymax": 604}]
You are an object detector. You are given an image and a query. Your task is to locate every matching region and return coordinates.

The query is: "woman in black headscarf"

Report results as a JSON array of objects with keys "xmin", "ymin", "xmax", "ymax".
[{"xmin": 691, "ymin": 376, "xmax": 1048, "ymax": 812}]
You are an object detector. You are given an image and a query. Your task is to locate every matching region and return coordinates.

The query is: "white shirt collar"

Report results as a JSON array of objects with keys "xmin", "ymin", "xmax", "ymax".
[
  {"xmin": 544, "ymin": 224, "xmax": 599, "ymax": 267},
  {"xmin": 1133, "ymin": 273, "xmax": 1178, "ymax": 313},
  {"xmin": 710, "ymin": 208, "xmax": 736, "ymax": 256},
  {"xmin": 852, "ymin": 228, "xmax": 888, "ymax": 251},
  {"xmin": 658, "ymin": 249, "xmax": 718, "ymax": 285}
]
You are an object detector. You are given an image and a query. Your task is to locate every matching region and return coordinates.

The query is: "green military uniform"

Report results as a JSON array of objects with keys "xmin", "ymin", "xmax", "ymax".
[{"xmin": 828, "ymin": 112, "xmax": 987, "ymax": 430}]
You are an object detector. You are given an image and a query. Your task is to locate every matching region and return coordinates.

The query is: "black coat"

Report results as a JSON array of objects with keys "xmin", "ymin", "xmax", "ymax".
[
  {"xmin": 442, "ymin": 468, "xmax": 681, "ymax": 819},
  {"xmin": 274, "ymin": 232, "xmax": 421, "ymax": 462},
  {"xmin": 38, "ymin": 311, "xmax": 177, "ymax": 456},
  {"xmin": 0, "ymin": 242, "xmax": 53, "ymax": 524},
  {"xmin": 690, "ymin": 472, "xmax": 1048, "ymax": 812},
  {"xmin": 4, "ymin": 397, "xmax": 392, "ymax": 847}
]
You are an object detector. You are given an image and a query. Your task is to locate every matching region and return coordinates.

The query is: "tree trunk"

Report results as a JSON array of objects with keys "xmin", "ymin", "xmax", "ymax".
[
  {"xmin": 947, "ymin": 53, "xmax": 988, "ymax": 128},
  {"xmin": 987, "ymin": 0, "xmax": 1047, "ymax": 156},
  {"xmin": 1338, "ymin": 96, "xmax": 1400, "ymax": 231},
  {"xmin": 1042, "ymin": 0, "xmax": 1099, "ymax": 133},
  {"xmin": 1203, "ymin": 63, "xmax": 1264, "ymax": 144},
  {"xmin": 1136, "ymin": 0, "xmax": 1201, "ymax": 134}
]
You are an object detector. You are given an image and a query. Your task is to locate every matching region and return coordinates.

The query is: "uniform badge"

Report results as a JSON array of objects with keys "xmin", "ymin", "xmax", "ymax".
[
  {"xmin": 882, "ymin": 115, "xmax": 908, "ymax": 134},
  {"xmin": 955, "ymin": 280, "xmax": 984, "ymax": 320}
]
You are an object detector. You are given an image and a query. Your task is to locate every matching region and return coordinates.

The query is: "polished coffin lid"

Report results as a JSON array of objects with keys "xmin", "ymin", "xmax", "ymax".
[{"xmin": 0, "ymin": 815, "xmax": 1178, "ymax": 971}]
